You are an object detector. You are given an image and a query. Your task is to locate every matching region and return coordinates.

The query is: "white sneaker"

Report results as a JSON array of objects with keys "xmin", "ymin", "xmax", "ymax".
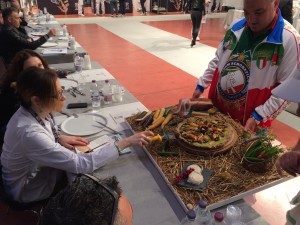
[
  {"xmin": 79, "ymin": 13, "xmax": 85, "ymax": 16},
  {"xmin": 196, "ymin": 37, "xmax": 200, "ymax": 41}
]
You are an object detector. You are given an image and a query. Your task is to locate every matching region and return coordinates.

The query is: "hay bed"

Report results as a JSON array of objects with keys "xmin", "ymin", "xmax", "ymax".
[{"xmin": 126, "ymin": 109, "xmax": 287, "ymax": 208}]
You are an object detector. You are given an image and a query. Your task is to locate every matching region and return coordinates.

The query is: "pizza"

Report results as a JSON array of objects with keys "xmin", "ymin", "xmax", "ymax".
[{"xmin": 177, "ymin": 116, "xmax": 233, "ymax": 149}]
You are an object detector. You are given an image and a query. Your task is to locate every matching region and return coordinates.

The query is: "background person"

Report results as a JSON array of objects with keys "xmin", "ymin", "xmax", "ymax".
[
  {"xmin": 0, "ymin": 7, "xmax": 56, "ymax": 66},
  {"xmin": 140, "ymin": 0, "xmax": 146, "ymax": 15},
  {"xmin": 78, "ymin": 0, "xmax": 84, "ymax": 16},
  {"xmin": 1, "ymin": 67, "xmax": 154, "ymax": 204},
  {"xmin": 0, "ymin": 49, "xmax": 49, "ymax": 144},
  {"xmin": 110, "ymin": 0, "xmax": 119, "ymax": 17},
  {"xmin": 41, "ymin": 175, "xmax": 133, "ymax": 225},
  {"xmin": 188, "ymin": 0, "xmax": 209, "ymax": 47},
  {"xmin": 95, "ymin": 0, "xmax": 105, "ymax": 15},
  {"xmin": 192, "ymin": 0, "xmax": 300, "ymax": 132}
]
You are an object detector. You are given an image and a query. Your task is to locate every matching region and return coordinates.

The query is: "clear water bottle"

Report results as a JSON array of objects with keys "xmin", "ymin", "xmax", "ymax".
[
  {"xmin": 102, "ymin": 80, "xmax": 113, "ymax": 104},
  {"xmin": 74, "ymin": 53, "xmax": 83, "ymax": 74},
  {"xmin": 91, "ymin": 80, "xmax": 101, "ymax": 111},
  {"xmin": 43, "ymin": 7, "xmax": 48, "ymax": 14},
  {"xmin": 195, "ymin": 200, "xmax": 211, "ymax": 225},
  {"xmin": 181, "ymin": 209, "xmax": 197, "ymax": 225},
  {"xmin": 62, "ymin": 24, "xmax": 68, "ymax": 36},
  {"xmin": 211, "ymin": 212, "xmax": 226, "ymax": 225}
]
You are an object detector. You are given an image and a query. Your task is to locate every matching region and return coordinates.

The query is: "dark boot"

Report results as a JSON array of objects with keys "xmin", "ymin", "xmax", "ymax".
[{"xmin": 190, "ymin": 39, "xmax": 196, "ymax": 47}]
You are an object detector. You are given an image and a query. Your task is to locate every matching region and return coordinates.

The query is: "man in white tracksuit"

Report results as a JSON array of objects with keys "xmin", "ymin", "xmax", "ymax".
[{"xmin": 95, "ymin": 0, "xmax": 105, "ymax": 15}]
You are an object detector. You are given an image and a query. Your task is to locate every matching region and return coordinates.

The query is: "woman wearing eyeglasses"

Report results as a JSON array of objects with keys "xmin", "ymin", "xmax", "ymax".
[{"xmin": 1, "ymin": 67, "xmax": 154, "ymax": 205}]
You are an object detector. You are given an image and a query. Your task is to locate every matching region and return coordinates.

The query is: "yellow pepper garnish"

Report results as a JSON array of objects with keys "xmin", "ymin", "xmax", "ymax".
[{"xmin": 149, "ymin": 134, "xmax": 163, "ymax": 142}]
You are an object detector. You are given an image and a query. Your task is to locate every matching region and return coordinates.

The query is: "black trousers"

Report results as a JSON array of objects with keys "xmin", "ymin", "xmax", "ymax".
[
  {"xmin": 140, "ymin": 0, "xmax": 146, "ymax": 13},
  {"xmin": 191, "ymin": 10, "xmax": 203, "ymax": 41}
]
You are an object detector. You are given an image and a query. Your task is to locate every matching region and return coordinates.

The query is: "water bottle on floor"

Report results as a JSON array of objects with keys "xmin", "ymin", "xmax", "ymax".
[
  {"xmin": 181, "ymin": 209, "xmax": 197, "ymax": 225},
  {"xmin": 211, "ymin": 212, "xmax": 226, "ymax": 225},
  {"xmin": 195, "ymin": 200, "xmax": 211, "ymax": 225},
  {"xmin": 91, "ymin": 80, "xmax": 101, "ymax": 111}
]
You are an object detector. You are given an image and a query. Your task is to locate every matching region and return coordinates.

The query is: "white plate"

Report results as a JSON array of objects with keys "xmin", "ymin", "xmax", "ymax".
[
  {"xmin": 31, "ymin": 31, "xmax": 47, "ymax": 36},
  {"xmin": 40, "ymin": 42, "xmax": 58, "ymax": 48},
  {"xmin": 61, "ymin": 113, "xmax": 108, "ymax": 136},
  {"xmin": 60, "ymin": 78, "xmax": 78, "ymax": 89}
]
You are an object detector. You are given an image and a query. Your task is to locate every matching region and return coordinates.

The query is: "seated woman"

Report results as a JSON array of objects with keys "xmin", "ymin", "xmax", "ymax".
[
  {"xmin": 1, "ymin": 67, "xmax": 153, "ymax": 204},
  {"xmin": 0, "ymin": 49, "xmax": 49, "ymax": 143}
]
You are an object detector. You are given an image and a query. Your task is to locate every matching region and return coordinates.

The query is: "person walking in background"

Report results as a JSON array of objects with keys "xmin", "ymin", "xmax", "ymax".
[
  {"xmin": 119, "ymin": 0, "xmax": 126, "ymax": 16},
  {"xmin": 110, "ymin": 0, "xmax": 119, "ymax": 17},
  {"xmin": 78, "ymin": 0, "xmax": 84, "ymax": 16},
  {"xmin": 140, "ymin": 0, "xmax": 147, "ymax": 15},
  {"xmin": 95, "ymin": 0, "xmax": 106, "ymax": 15},
  {"xmin": 188, "ymin": 0, "xmax": 209, "ymax": 47},
  {"xmin": 213, "ymin": 0, "xmax": 222, "ymax": 12},
  {"xmin": 207, "ymin": 0, "xmax": 213, "ymax": 14}
]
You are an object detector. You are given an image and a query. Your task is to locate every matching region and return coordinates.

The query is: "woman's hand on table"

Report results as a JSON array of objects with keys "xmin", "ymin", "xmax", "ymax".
[
  {"xmin": 59, "ymin": 135, "xmax": 89, "ymax": 150},
  {"xmin": 117, "ymin": 131, "xmax": 154, "ymax": 150}
]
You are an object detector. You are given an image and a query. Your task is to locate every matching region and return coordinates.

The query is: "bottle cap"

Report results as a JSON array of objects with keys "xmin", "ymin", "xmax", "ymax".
[
  {"xmin": 92, "ymin": 80, "xmax": 96, "ymax": 83},
  {"xmin": 214, "ymin": 211, "xmax": 224, "ymax": 222},
  {"xmin": 198, "ymin": 200, "xmax": 207, "ymax": 209},
  {"xmin": 186, "ymin": 209, "xmax": 196, "ymax": 220}
]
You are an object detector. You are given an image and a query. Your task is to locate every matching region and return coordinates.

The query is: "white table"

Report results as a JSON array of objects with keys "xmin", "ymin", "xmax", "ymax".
[
  {"xmin": 224, "ymin": 9, "xmax": 244, "ymax": 29},
  {"xmin": 222, "ymin": 0, "xmax": 243, "ymax": 9}
]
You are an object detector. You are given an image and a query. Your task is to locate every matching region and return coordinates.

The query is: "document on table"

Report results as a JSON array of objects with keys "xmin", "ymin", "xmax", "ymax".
[{"xmin": 42, "ymin": 48, "xmax": 68, "ymax": 55}]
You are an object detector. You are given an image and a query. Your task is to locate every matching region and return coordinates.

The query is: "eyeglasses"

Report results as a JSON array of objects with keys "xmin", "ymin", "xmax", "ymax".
[
  {"xmin": 83, "ymin": 174, "xmax": 119, "ymax": 225},
  {"xmin": 52, "ymin": 88, "xmax": 65, "ymax": 99}
]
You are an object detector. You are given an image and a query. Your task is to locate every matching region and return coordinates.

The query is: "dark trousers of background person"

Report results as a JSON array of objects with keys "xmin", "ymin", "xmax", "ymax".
[
  {"xmin": 280, "ymin": 0, "xmax": 293, "ymax": 24},
  {"xmin": 110, "ymin": 0, "xmax": 118, "ymax": 15},
  {"xmin": 119, "ymin": 0, "xmax": 126, "ymax": 15},
  {"xmin": 191, "ymin": 9, "xmax": 203, "ymax": 42},
  {"xmin": 140, "ymin": 0, "xmax": 146, "ymax": 14}
]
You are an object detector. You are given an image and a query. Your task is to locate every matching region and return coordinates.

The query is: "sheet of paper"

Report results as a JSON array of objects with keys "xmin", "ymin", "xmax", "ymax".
[{"xmin": 42, "ymin": 48, "xmax": 68, "ymax": 55}]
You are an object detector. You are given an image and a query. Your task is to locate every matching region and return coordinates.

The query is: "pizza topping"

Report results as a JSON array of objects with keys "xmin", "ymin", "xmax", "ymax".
[{"xmin": 178, "ymin": 117, "xmax": 229, "ymax": 148}]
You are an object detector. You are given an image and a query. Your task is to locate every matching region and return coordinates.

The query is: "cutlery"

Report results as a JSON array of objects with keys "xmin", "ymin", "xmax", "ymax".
[
  {"xmin": 71, "ymin": 86, "xmax": 85, "ymax": 96},
  {"xmin": 59, "ymin": 111, "xmax": 79, "ymax": 118},
  {"xmin": 95, "ymin": 121, "xmax": 121, "ymax": 135}
]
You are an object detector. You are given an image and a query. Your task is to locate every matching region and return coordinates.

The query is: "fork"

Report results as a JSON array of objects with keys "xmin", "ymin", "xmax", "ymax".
[{"xmin": 60, "ymin": 111, "xmax": 79, "ymax": 118}]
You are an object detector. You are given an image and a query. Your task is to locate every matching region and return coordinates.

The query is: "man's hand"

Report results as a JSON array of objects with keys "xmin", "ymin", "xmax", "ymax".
[
  {"xmin": 47, "ymin": 28, "xmax": 57, "ymax": 37},
  {"xmin": 192, "ymin": 90, "xmax": 202, "ymax": 98},
  {"xmin": 276, "ymin": 151, "xmax": 300, "ymax": 176},
  {"xmin": 59, "ymin": 135, "xmax": 89, "ymax": 150},
  {"xmin": 244, "ymin": 117, "xmax": 257, "ymax": 132}
]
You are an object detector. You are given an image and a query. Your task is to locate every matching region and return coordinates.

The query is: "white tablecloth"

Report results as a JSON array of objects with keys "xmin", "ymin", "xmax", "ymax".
[{"xmin": 222, "ymin": 0, "xmax": 243, "ymax": 9}]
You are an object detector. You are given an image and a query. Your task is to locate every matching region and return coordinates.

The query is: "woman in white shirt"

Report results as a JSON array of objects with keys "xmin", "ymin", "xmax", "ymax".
[{"xmin": 1, "ymin": 67, "xmax": 153, "ymax": 203}]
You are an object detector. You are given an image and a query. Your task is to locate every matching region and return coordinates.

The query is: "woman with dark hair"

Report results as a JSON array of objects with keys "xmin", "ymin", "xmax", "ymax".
[
  {"xmin": 1, "ymin": 67, "xmax": 153, "ymax": 204},
  {"xmin": 0, "ymin": 49, "xmax": 49, "ymax": 143}
]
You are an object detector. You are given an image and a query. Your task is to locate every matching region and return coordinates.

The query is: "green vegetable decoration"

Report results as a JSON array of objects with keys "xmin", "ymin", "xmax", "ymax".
[{"xmin": 244, "ymin": 129, "xmax": 284, "ymax": 162}]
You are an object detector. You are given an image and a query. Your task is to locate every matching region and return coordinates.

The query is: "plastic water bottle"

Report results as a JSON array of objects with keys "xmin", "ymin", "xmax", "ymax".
[
  {"xmin": 181, "ymin": 209, "xmax": 197, "ymax": 225},
  {"xmin": 74, "ymin": 53, "xmax": 83, "ymax": 74},
  {"xmin": 43, "ymin": 7, "xmax": 48, "ymax": 14},
  {"xmin": 91, "ymin": 80, "xmax": 101, "ymax": 111},
  {"xmin": 195, "ymin": 200, "xmax": 211, "ymax": 225},
  {"xmin": 62, "ymin": 24, "xmax": 68, "ymax": 36},
  {"xmin": 102, "ymin": 80, "xmax": 113, "ymax": 104},
  {"xmin": 211, "ymin": 212, "xmax": 226, "ymax": 225},
  {"xmin": 84, "ymin": 54, "xmax": 92, "ymax": 70}
]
